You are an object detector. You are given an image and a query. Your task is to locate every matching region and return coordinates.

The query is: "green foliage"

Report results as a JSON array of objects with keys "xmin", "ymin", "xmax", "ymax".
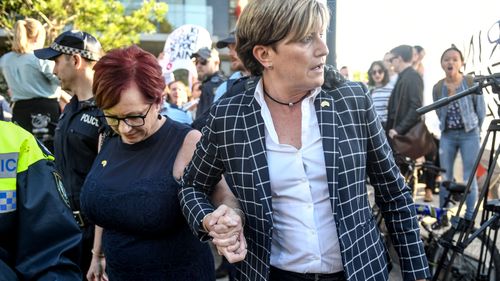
[
  {"xmin": 0, "ymin": 1, "xmax": 24, "ymax": 34},
  {"xmin": 0, "ymin": 0, "xmax": 169, "ymax": 51}
]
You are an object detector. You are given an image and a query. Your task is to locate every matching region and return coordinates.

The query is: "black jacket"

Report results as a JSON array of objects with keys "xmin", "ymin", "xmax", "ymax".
[
  {"xmin": 386, "ymin": 66, "xmax": 423, "ymax": 134},
  {"xmin": 195, "ymin": 71, "xmax": 225, "ymax": 119},
  {"xmin": 54, "ymin": 96, "xmax": 102, "ymax": 213}
]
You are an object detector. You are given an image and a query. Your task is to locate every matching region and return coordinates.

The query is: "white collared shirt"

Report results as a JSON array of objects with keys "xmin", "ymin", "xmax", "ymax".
[{"xmin": 254, "ymin": 80, "xmax": 343, "ymax": 273}]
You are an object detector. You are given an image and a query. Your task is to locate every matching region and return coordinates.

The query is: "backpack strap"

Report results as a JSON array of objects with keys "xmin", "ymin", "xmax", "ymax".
[
  {"xmin": 433, "ymin": 75, "xmax": 476, "ymax": 110},
  {"xmin": 464, "ymin": 74, "xmax": 477, "ymax": 110},
  {"xmin": 433, "ymin": 79, "xmax": 444, "ymax": 102}
]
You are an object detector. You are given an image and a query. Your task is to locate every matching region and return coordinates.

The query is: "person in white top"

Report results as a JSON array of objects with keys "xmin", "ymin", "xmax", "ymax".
[{"xmin": 180, "ymin": 1, "xmax": 430, "ymax": 281}]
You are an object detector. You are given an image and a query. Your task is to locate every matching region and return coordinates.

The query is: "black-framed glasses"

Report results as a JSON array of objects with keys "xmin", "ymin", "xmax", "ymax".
[{"xmin": 102, "ymin": 104, "xmax": 153, "ymax": 128}]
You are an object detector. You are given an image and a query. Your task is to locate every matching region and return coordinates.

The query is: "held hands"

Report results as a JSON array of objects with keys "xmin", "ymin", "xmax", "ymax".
[{"xmin": 203, "ymin": 204, "xmax": 247, "ymax": 263}]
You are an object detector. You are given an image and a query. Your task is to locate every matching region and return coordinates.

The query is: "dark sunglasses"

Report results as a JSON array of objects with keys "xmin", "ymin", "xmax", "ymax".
[
  {"xmin": 195, "ymin": 58, "xmax": 208, "ymax": 66},
  {"xmin": 370, "ymin": 69, "xmax": 384, "ymax": 75}
]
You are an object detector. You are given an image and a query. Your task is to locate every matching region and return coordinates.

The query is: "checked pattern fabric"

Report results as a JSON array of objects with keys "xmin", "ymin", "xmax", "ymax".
[{"xmin": 180, "ymin": 78, "xmax": 430, "ymax": 281}]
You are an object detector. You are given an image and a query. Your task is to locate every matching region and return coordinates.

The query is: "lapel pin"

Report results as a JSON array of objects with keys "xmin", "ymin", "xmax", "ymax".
[
  {"xmin": 101, "ymin": 160, "xmax": 107, "ymax": 167},
  {"xmin": 321, "ymin": 101, "xmax": 330, "ymax": 108}
]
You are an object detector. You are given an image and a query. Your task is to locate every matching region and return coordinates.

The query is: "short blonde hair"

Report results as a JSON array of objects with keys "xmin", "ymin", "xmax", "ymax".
[
  {"xmin": 236, "ymin": 0, "xmax": 329, "ymax": 76},
  {"xmin": 12, "ymin": 18, "xmax": 46, "ymax": 54}
]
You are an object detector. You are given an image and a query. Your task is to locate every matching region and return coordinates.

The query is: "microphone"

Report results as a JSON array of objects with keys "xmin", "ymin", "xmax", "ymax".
[
  {"xmin": 473, "ymin": 73, "xmax": 500, "ymax": 82},
  {"xmin": 417, "ymin": 84, "xmax": 481, "ymax": 114}
]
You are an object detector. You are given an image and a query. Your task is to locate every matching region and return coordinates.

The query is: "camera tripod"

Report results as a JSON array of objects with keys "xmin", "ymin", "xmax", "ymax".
[{"xmin": 417, "ymin": 73, "xmax": 500, "ymax": 281}]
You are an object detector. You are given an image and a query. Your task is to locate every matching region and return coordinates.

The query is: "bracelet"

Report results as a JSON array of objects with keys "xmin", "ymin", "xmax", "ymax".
[
  {"xmin": 233, "ymin": 208, "xmax": 246, "ymax": 226},
  {"xmin": 201, "ymin": 213, "xmax": 211, "ymax": 233},
  {"xmin": 91, "ymin": 249, "xmax": 105, "ymax": 258}
]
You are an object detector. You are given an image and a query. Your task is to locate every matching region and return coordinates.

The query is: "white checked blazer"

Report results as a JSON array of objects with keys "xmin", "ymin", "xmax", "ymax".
[{"xmin": 179, "ymin": 75, "xmax": 431, "ymax": 281}]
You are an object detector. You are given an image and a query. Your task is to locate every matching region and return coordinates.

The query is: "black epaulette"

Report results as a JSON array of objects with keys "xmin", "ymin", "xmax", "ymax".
[
  {"xmin": 224, "ymin": 76, "xmax": 255, "ymax": 99},
  {"xmin": 210, "ymin": 76, "xmax": 221, "ymax": 83},
  {"xmin": 80, "ymin": 99, "xmax": 98, "ymax": 110}
]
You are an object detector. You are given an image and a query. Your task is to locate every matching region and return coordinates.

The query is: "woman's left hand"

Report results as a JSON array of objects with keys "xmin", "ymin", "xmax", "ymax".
[{"xmin": 204, "ymin": 205, "xmax": 244, "ymax": 242}]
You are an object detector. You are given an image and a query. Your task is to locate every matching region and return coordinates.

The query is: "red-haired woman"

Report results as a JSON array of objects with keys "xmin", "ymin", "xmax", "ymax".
[{"xmin": 80, "ymin": 45, "xmax": 241, "ymax": 281}]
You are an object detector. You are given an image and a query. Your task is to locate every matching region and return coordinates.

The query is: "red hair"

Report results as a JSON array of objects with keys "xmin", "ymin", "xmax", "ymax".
[{"xmin": 93, "ymin": 45, "xmax": 165, "ymax": 109}]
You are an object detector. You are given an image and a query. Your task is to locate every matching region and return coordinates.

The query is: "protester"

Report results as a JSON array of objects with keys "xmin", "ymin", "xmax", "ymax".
[
  {"xmin": 383, "ymin": 52, "xmax": 398, "ymax": 87},
  {"xmin": 339, "ymin": 65, "xmax": 349, "ymax": 79},
  {"xmin": 179, "ymin": 1, "xmax": 430, "ymax": 281},
  {"xmin": 34, "ymin": 30, "xmax": 104, "ymax": 276},
  {"xmin": 385, "ymin": 45, "xmax": 426, "ymax": 188},
  {"xmin": 80, "ymin": 45, "xmax": 239, "ymax": 281},
  {"xmin": 0, "ymin": 120, "xmax": 82, "ymax": 280},
  {"xmin": 386, "ymin": 45, "xmax": 424, "ymax": 140},
  {"xmin": 161, "ymin": 80, "xmax": 193, "ymax": 124},
  {"xmin": 412, "ymin": 45, "xmax": 425, "ymax": 77},
  {"xmin": 0, "ymin": 18, "xmax": 62, "ymax": 152},
  {"xmin": 191, "ymin": 47, "xmax": 225, "ymax": 119},
  {"xmin": 432, "ymin": 45, "xmax": 485, "ymax": 220},
  {"xmin": 367, "ymin": 60, "xmax": 392, "ymax": 129},
  {"xmin": 191, "ymin": 80, "xmax": 202, "ymax": 101},
  {"xmin": 181, "ymin": 80, "xmax": 202, "ymax": 119}
]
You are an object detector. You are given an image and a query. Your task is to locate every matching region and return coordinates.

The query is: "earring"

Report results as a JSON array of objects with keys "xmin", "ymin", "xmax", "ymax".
[
  {"xmin": 268, "ymin": 64, "xmax": 274, "ymax": 70},
  {"xmin": 158, "ymin": 114, "xmax": 162, "ymax": 120}
]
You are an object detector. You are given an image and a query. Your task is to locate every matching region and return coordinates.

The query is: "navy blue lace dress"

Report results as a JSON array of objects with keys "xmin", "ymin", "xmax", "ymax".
[{"xmin": 80, "ymin": 119, "xmax": 214, "ymax": 281}]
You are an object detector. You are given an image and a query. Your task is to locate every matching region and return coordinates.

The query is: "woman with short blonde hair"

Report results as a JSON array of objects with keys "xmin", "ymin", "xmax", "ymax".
[{"xmin": 180, "ymin": 0, "xmax": 430, "ymax": 280}]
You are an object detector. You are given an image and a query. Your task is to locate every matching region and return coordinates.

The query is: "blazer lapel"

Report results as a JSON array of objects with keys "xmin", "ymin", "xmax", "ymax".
[
  {"xmin": 315, "ymin": 91, "xmax": 339, "ymax": 217},
  {"xmin": 241, "ymin": 84, "xmax": 273, "ymax": 226}
]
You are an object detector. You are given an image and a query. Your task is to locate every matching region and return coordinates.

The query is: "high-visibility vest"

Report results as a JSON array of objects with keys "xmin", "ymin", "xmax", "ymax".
[{"xmin": 0, "ymin": 121, "xmax": 53, "ymax": 213}]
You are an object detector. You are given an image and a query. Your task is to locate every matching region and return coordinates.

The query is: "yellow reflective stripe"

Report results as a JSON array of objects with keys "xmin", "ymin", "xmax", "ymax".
[
  {"xmin": 0, "ymin": 122, "xmax": 51, "ymax": 173},
  {"xmin": 0, "ymin": 178, "xmax": 16, "ymax": 191},
  {"xmin": 17, "ymin": 135, "xmax": 47, "ymax": 173}
]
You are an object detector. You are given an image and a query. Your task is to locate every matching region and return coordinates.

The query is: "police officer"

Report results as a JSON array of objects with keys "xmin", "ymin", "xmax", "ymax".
[
  {"xmin": 213, "ymin": 29, "xmax": 251, "ymax": 103},
  {"xmin": 0, "ymin": 121, "xmax": 82, "ymax": 280},
  {"xmin": 191, "ymin": 47, "xmax": 225, "ymax": 120},
  {"xmin": 34, "ymin": 30, "xmax": 103, "ymax": 276}
]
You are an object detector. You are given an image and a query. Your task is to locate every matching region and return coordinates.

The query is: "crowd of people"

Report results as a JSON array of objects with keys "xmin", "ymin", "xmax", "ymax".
[{"xmin": 0, "ymin": 0, "xmax": 487, "ymax": 280}]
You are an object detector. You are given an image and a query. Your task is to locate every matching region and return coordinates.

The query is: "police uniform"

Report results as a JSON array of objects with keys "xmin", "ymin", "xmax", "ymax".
[
  {"xmin": 195, "ymin": 71, "xmax": 225, "ymax": 119},
  {"xmin": 0, "ymin": 121, "xmax": 81, "ymax": 281},
  {"xmin": 54, "ymin": 96, "xmax": 101, "ymax": 219},
  {"xmin": 53, "ymin": 95, "xmax": 102, "ymax": 272}
]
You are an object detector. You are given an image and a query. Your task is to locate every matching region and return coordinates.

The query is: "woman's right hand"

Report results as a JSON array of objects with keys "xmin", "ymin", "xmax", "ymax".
[
  {"xmin": 216, "ymin": 230, "xmax": 248, "ymax": 263},
  {"xmin": 86, "ymin": 255, "xmax": 108, "ymax": 281}
]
